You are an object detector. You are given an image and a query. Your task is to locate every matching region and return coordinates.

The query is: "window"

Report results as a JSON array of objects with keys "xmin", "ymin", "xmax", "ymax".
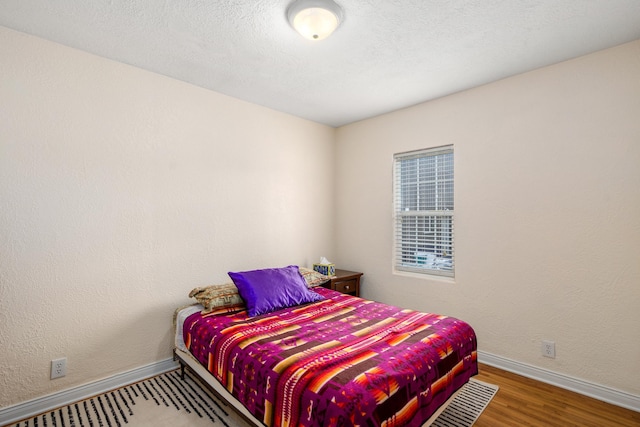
[{"xmin": 393, "ymin": 146, "xmax": 454, "ymax": 277}]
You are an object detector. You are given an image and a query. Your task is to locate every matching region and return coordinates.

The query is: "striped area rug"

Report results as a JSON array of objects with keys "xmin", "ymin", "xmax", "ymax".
[
  {"xmin": 9, "ymin": 370, "xmax": 248, "ymax": 427},
  {"xmin": 9, "ymin": 371, "xmax": 497, "ymax": 427}
]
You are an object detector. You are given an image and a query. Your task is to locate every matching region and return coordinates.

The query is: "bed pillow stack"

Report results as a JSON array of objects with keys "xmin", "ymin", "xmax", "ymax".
[
  {"xmin": 189, "ymin": 266, "xmax": 328, "ymax": 315},
  {"xmin": 228, "ymin": 265, "xmax": 325, "ymax": 317}
]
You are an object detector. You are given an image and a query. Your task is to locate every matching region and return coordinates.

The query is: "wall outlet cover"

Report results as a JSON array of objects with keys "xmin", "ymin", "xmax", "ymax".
[{"xmin": 51, "ymin": 358, "xmax": 67, "ymax": 379}]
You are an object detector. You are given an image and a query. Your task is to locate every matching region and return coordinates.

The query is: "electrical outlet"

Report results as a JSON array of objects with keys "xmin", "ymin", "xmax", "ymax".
[
  {"xmin": 51, "ymin": 357, "xmax": 67, "ymax": 379},
  {"xmin": 542, "ymin": 340, "xmax": 556, "ymax": 358}
]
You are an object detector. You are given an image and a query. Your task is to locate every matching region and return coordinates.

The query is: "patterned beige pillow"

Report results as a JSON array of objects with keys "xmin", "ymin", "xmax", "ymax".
[
  {"xmin": 188, "ymin": 283, "xmax": 244, "ymax": 314},
  {"xmin": 299, "ymin": 267, "xmax": 330, "ymax": 287}
]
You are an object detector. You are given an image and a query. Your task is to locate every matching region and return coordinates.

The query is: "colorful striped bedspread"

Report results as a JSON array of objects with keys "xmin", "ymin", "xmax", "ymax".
[{"xmin": 184, "ymin": 287, "xmax": 477, "ymax": 427}]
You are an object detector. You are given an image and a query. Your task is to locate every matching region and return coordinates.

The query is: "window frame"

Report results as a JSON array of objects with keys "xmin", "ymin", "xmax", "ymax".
[{"xmin": 393, "ymin": 145, "xmax": 455, "ymax": 278}]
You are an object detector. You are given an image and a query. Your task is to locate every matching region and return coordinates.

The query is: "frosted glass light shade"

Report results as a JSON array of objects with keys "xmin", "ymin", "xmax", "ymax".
[{"xmin": 287, "ymin": 0, "xmax": 343, "ymax": 41}]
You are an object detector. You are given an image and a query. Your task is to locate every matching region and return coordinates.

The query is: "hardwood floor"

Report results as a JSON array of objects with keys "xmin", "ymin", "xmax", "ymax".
[{"xmin": 474, "ymin": 364, "xmax": 640, "ymax": 427}]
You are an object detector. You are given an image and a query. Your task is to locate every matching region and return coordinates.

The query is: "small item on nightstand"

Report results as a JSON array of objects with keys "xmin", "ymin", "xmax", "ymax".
[{"xmin": 313, "ymin": 256, "xmax": 336, "ymax": 277}]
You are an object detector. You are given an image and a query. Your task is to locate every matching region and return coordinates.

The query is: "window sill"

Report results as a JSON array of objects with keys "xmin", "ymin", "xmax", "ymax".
[{"xmin": 392, "ymin": 268, "xmax": 456, "ymax": 284}]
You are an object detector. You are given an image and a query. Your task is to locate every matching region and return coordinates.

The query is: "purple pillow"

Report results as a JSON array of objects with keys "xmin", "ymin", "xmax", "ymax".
[{"xmin": 228, "ymin": 265, "xmax": 324, "ymax": 317}]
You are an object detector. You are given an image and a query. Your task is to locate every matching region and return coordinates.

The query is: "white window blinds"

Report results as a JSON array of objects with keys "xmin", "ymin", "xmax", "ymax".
[{"xmin": 393, "ymin": 146, "xmax": 454, "ymax": 277}]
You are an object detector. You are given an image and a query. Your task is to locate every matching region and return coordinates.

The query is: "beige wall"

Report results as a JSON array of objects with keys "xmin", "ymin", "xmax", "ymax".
[
  {"xmin": 0, "ymin": 27, "xmax": 335, "ymax": 407},
  {"xmin": 334, "ymin": 40, "xmax": 640, "ymax": 395},
  {"xmin": 2, "ymin": 22, "xmax": 639, "ymax": 409}
]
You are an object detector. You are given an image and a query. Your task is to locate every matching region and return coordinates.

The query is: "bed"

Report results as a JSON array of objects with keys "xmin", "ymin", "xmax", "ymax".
[{"xmin": 173, "ymin": 266, "xmax": 477, "ymax": 427}]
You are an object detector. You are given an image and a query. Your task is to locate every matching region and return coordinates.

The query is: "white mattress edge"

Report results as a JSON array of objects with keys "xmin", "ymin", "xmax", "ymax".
[{"xmin": 175, "ymin": 304, "xmax": 204, "ymax": 351}]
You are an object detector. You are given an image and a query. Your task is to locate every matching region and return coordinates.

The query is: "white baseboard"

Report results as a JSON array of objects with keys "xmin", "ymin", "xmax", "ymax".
[
  {"xmin": 478, "ymin": 350, "xmax": 640, "ymax": 413},
  {"xmin": 0, "ymin": 358, "xmax": 178, "ymax": 426}
]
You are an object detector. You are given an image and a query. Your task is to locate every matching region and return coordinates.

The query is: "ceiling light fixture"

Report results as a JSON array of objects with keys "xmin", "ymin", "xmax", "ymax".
[{"xmin": 287, "ymin": 0, "xmax": 343, "ymax": 41}]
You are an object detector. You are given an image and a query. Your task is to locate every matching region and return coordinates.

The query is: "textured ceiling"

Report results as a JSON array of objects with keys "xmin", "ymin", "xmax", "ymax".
[{"xmin": 1, "ymin": 0, "xmax": 640, "ymax": 127}]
